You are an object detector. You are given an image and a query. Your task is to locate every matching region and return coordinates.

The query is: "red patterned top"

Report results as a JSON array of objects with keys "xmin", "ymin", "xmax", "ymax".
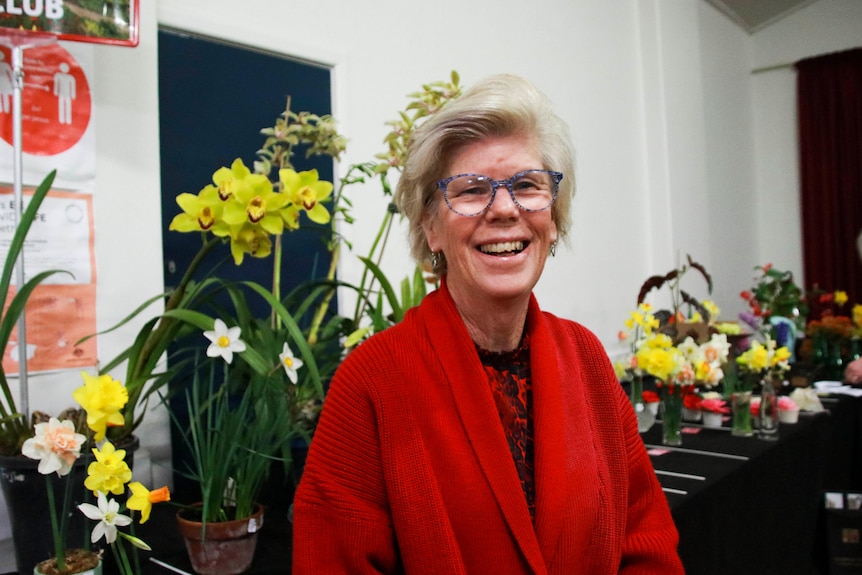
[{"xmin": 477, "ymin": 335, "xmax": 535, "ymax": 520}]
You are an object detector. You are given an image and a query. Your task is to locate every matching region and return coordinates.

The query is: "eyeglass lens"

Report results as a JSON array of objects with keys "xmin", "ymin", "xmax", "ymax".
[{"xmin": 442, "ymin": 170, "xmax": 558, "ymax": 216}]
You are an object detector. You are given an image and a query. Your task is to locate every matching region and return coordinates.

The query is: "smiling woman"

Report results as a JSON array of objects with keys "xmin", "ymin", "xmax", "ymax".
[{"xmin": 292, "ymin": 74, "xmax": 684, "ymax": 574}]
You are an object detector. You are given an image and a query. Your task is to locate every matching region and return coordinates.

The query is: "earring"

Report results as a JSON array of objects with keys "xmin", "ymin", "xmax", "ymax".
[
  {"xmin": 430, "ymin": 251, "xmax": 440, "ymax": 269},
  {"xmin": 549, "ymin": 242, "xmax": 557, "ymax": 257}
]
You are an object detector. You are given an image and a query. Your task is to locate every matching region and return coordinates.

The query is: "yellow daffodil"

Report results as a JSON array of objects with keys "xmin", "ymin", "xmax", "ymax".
[
  {"xmin": 73, "ymin": 372, "xmax": 129, "ymax": 442},
  {"xmin": 703, "ymin": 300, "xmax": 720, "ymax": 321},
  {"xmin": 85, "ymin": 442, "xmax": 132, "ymax": 496},
  {"xmin": 127, "ymin": 482, "xmax": 170, "ymax": 523},
  {"xmin": 279, "ymin": 168, "xmax": 333, "ymax": 225}
]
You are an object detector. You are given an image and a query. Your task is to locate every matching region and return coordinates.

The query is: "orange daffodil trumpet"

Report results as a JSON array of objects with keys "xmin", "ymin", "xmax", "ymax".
[{"xmin": 168, "ymin": 158, "xmax": 335, "ymax": 265}]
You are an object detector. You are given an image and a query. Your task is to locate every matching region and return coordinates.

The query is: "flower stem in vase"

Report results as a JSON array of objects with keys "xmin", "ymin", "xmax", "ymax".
[
  {"xmin": 730, "ymin": 390, "xmax": 754, "ymax": 437},
  {"xmin": 659, "ymin": 383, "xmax": 684, "ymax": 447},
  {"xmin": 759, "ymin": 377, "xmax": 780, "ymax": 441}
]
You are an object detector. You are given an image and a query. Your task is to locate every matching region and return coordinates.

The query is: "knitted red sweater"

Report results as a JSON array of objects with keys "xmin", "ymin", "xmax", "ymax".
[{"xmin": 293, "ymin": 284, "xmax": 683, "ymax": 574}]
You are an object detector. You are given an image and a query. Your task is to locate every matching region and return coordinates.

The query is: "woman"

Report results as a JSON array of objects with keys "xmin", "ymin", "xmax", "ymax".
[{"xmin": 292, "ymin": 74, "xmax": 683, "ymax": 574}]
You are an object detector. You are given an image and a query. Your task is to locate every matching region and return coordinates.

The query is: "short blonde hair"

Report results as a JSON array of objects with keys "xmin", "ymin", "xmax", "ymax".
[{"xmin": 394, "ymin": 73, "xmax": 575, "ymax": 273}]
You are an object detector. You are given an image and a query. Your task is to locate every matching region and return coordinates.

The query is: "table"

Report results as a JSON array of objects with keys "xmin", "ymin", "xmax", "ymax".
[{"xmin": 645, "ymin": 404, "xmax": 834, "ymax": 574}]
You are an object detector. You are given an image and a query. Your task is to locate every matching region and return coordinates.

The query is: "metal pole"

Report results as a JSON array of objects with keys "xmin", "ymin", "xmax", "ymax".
[{"xmin": 11, "ymin": 44, "xmax": 28, "ymax": 422}]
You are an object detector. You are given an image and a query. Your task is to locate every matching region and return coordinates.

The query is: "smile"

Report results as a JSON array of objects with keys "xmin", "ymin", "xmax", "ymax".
[{"xmin": 479, "ymin": 241, "xmax": 526, "ymax": 255}]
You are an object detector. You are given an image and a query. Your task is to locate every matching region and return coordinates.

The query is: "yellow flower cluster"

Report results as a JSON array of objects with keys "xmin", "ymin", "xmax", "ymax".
[
  {"xmin": 736, "ymin": 339, "xmax": 791, "ymax": 378},
  {"xmin": 169, "ymin": 158, "xmax": 333, "ymax": 265}
]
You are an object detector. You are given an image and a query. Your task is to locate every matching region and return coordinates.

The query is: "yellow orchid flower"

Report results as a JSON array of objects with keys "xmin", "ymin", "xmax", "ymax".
[
  {"xmin": 168, "ymin": 185, "xmax": 223, "ymax": 232},
  {"xmin": 228, "ymin": 224, "xmax": 274, "ymax": 265},
  {"xmin": 279, "ymin": 168, "xmax": 333, "ymax": 225},
  {"xmin": 220, "ymin": 168, "xmax": 289, "ymax": 235}
]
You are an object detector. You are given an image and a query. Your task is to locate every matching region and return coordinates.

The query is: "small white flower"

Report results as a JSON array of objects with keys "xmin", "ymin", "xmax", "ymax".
[
  {"xmin": 203, "ymin": 319, "xmax": 246, "ymax": 364},
  {"xmin": 21, "ymin": 417, "xmax": 86, "ymax": 477},
  {"xmin": 279, "ymin": 342, "xmax": 304, "ymax": 384},
  {"xmin": 78, "ymin": 492, "xmax": 132, "ymax": 544}
]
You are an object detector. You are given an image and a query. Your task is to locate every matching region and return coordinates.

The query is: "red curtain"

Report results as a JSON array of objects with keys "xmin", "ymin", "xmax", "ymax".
[{"xmin": 797, "ymin": 47, "xmax": 862, "ymax": 308}]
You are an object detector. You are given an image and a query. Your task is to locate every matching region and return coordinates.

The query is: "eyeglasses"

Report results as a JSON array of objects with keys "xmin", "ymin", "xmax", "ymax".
[{"xmin": 436, "ymin": 169, "xmax": 563, "ymax": 217}]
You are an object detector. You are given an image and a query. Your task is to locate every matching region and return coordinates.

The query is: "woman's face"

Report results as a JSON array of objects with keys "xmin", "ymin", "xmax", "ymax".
[{"xmin": 423, "ymin": 134, "xmax": 558, "ymax": 306}]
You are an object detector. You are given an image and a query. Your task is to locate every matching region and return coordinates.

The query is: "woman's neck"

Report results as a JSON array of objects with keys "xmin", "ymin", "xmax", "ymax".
[{"xmin": 450, "ymin": 290, "xmax": 530, "ymax": 352}]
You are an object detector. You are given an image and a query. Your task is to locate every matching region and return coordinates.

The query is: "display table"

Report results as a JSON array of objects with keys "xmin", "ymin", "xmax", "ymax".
[{"xmin": 131, "ymin": 396, "xmax": 861, "ymax": 574}]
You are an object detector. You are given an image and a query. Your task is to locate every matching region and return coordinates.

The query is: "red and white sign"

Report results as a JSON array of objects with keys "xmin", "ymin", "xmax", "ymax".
[{"xmin": 0, "ymin": 42, "xmax": 90, "ymax": 155}]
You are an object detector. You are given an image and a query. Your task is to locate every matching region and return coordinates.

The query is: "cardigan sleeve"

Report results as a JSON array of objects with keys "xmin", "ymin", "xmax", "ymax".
[{"xmin": 291, "ymin": 349, "xmax": 399, "ymax": 574}]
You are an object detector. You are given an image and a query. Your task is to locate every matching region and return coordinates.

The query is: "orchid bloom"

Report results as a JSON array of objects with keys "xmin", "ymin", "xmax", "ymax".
[
  {"xmin": 127, "ymin": 482, "xmax": 171, "ymax": 524},
  {"xmin": 21, "ymin": 418, "xmax": 86, "ymax": 476},
  {"xmin": 73, "ymin": 372, "xmax": 129, "ymax": 441},
  {"xmin": 279, "ymin": 342, "xmax": 304, "ymax": 384},
  {"xmin": 203, "ymin": 319, "xmax": 247, "ymax": 364},
  {"xmin": 78, "ymin": 492, "xmax": 132, "ymax": 544},
  {"xmin": 278, "ymin": 168, "xmax": 333, "ymax": 225}
]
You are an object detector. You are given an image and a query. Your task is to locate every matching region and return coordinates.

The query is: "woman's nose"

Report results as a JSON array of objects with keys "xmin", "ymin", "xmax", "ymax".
[{"xmin": 486, "ymin": 184, "xmax": 519, "ymax": 218}]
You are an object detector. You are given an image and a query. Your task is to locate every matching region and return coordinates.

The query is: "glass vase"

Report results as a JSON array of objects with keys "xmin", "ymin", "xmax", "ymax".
[
  {"xmin": 629, "ymin": 375, "xmax": 655, "ymax": 433},
  {"xmin": 659, "ymin": 384, "xmax": 684, "ymax": 446},
  {"xmin": 759, "ymin": 377, "xmax": 780, "ymax": 440},
  {"xmin": 730, "ymin": 390, "xmax": 753, "ymax": 437}
]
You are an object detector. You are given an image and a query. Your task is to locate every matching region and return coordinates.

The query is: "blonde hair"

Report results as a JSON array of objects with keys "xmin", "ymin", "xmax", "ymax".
[{"xmin": 394, "ymin": 73, "xmax": 575, "ymax": 273}]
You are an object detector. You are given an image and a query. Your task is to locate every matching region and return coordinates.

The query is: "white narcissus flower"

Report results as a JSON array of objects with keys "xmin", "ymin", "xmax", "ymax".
[
  {"xmin": 279, "ymin": 342, "xmax": 304, "ymax": 384},
  {"xmin": 203, "ymin": 318, "xmax": 246, "ymax": 364},
  {"xmin": 21, "ymin": 417, "xmax": 86, "ymax": 476},
  {"xmin": 78, "ymin": 492, "xmax": 132, "ymax": 544}
]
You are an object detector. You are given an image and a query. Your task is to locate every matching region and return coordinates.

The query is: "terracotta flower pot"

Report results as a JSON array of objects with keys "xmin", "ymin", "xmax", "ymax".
[{"xmin": 176, "ymin": 504, "xmax": 265, "ymax": 575}]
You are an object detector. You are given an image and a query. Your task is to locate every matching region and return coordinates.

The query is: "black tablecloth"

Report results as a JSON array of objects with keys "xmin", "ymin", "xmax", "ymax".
[{"xmin": 644, "ymin": 409, "xmax": 831, "ymax": 574}]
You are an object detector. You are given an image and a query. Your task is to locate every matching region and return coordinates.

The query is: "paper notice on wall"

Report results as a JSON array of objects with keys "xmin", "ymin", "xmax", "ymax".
[{"xmin": 0, "ymin": 184, "xmax": 97, "ymax": 373}]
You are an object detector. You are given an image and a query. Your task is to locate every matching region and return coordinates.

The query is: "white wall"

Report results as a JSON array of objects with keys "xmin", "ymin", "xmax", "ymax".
[{"xmin": 3, "ymin": 0, "xmax": 862, "ymax": 542}]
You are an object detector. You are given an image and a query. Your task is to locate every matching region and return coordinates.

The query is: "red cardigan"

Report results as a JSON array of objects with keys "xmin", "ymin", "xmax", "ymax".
[{"xmin": 292, "ymin": 284, "xmax": 683, "ymax": 574}]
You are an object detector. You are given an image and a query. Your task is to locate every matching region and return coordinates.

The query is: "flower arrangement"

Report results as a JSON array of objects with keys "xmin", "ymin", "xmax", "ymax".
[
  {"xmin": 740, "ymin": 263, "xmax": 808, "ymax": 335},
  {"xmin": 735, "ymin": 338, "xmax": 791, "ymax": 386},
  {"xmin": 21, "ymin": 371, "xmax": 170, "ymax": 575},
  {"xmin": 636, "ymin": 254, "xmax": 717, "ymax": 343}
]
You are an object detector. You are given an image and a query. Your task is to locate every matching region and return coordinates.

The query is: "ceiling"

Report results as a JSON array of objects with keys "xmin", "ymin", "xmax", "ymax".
[{"xmin": 704, "ymin": 0, "xmax": 822, "ymax": 33}]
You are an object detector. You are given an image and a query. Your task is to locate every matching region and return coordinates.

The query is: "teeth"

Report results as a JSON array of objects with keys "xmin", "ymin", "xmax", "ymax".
[{"xmin": 480, "ymin": 241, "xmax": 524, "ymax": 254}]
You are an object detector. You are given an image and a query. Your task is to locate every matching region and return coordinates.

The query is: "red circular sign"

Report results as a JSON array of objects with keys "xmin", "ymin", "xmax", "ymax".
[{"xmin": 0, "ymin": 43, "xmax": 91, "ymax": 156}]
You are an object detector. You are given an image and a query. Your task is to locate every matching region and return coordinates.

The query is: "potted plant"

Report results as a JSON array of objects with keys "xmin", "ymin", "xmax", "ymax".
[{"xmin": 168, "ymin": 337, "xmax": 296, "ymax": 575}]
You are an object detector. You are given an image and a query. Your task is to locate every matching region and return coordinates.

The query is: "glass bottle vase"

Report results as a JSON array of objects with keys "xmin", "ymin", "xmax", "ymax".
[
  {"xmin": 759, "ymin": 376, "xmax": 780, "ymax": 441},
  {"xmin": 630, "ymin": 375, "xmax": 655, "ymax": 433},
  {"xmin": 659, "ymin": 384, "xmax": 683, "ymax": 446}
]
